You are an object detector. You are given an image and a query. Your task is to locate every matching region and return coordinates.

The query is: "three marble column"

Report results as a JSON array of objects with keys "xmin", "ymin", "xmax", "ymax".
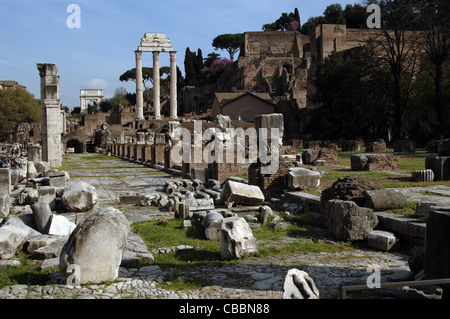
[{"xmin": 135, "ymin": 50, "xmax": 177, "ymax": 121}]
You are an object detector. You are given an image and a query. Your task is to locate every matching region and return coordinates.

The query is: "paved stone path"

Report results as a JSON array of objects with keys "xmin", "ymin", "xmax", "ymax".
[{"xmin": 1, "ymin": 153, "xmax": 447, "ymax": 300}]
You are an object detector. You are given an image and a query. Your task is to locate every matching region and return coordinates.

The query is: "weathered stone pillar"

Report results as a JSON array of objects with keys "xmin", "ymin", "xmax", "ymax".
[
  {"xmin": 135, "ymin": 50, "xmax": 145, "ymax": 121},
  {"xmin": 169, "ymin": 51, "xmax": 178, "ymax": 119},
  {"xmin": 36, "ymin": 63, "xmax": 62, "ymax": 168},
  {"xmin": 153, "ymin": 51, "xmax": 161, "ymax": 120}
]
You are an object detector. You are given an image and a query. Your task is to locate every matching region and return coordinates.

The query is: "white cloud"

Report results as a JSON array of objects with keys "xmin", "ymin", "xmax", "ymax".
[
  {"xmin": 85, "ymin": 78, "xmax": 108, "ymax": 89},
  {"xmin": 0, "ymin": 59, "xmax": 19, "ymax": 67}
]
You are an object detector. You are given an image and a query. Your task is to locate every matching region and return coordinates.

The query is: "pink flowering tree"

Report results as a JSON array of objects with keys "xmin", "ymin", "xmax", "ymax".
[
  {"xmin": 287, "ymin": 20, "xmax": 300, "ymax": 31},
  {"xmin": 210, "ymin": 58, "xmax": 233, "ymax": 72}
]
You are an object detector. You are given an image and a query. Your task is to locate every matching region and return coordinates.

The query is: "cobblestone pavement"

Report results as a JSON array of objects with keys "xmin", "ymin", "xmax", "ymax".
[
  {"xmin": 0, "ymin": 153, "xmax": 443, "ymax": 300},
  {"xmin": 0, "ymin": 248, "xmax": 409, "ymax": 299}
]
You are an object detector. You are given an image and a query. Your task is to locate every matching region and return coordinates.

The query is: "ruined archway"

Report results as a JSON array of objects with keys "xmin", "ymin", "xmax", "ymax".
[{"xmin": 66, "ymin": 138, "xmax": 85, "ymax": 153}]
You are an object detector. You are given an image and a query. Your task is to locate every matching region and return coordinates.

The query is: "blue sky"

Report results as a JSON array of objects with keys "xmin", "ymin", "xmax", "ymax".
[{"xmin": 0, "ymin": 0, "xmax": 359, "ymax": 108}]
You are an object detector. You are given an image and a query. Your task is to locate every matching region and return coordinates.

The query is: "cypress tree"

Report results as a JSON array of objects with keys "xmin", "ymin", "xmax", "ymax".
[{"xmin": 294, "ymin": 8, "xmax": 301, "ymax": 30}]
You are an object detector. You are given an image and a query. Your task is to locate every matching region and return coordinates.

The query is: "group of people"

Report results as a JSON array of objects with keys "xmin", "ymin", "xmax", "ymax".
[
  {"xmin": 0, "ymin": 144, "xmax": 24, "ymax": 168},
  {"xmin": 0, "ymin": 155, "xmax": 16, "ymax": 168}
]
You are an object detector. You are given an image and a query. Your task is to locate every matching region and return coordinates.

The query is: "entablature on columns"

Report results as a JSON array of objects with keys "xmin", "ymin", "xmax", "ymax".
[{"xmin": 137, "ymin": 32, "xmax": 174, "ymax": 52}]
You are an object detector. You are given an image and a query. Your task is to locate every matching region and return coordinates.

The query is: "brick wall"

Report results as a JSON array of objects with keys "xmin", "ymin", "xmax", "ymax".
[
  {"xmin": 210, "ymin": 148, "xmax": 243, "ymax": 184},
  {"xmin": 152, "ymin": 144, "xmax": 167, "ymax": 165},
  {"xmin": 248, "ymin": 156, "xmax": 293, "ymax": 198}
]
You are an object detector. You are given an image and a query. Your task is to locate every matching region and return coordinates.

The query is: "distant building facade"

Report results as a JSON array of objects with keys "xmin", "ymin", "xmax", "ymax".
[{"xmin": 211, "ymin": 92, "xmax": 275, "ymax": 121}]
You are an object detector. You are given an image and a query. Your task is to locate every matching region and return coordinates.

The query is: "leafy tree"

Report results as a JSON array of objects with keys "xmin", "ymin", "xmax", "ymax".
[
  {"xmin": 119, "ymin": 66, "xmax": 170, "ymax": 102},
  {"xmin": 344, "ymin": 3, "xmax": 367, "ymax": 28},
  {"xmin": 0, "ymin": 88, "xmax": 40, "ymax": 139},
  {"xmin": 99, "ymin": 94, "xmax": 130, "ymax": 112},
  {"xmin": 204, "ymin": 52, "xmax": 221, "ymax": 68},
  {"xmin": 310, "ymin": 45, "xmax": 392, "ymax": 140},
  {"xmin": 417, "ymin": 0, "xmax": 450, "ymax": 135},
  {"xmin": 301, "ymin": 16, "xmax": 327, "ymax": 35},
  {"xmin": 114, "ymin": 87, "xmax": 127, "ymax": 96},
  {"xmin": 374, "ymin": 0, "xmax": 423, "ymax": 140},
  {"xmin": 324, "ymin": 3, "xmax": 346, "ymax": 25},
  {"xmin": 184, "ymin": 48, "xmax": 224, "ymax": 87},
  {"xmin": 119, "ymin": 67, "xmax": 153, "ymax": 102},
  {"xmin": 212, "ymin": 33, "xmax": 242, "ymax": 60},
  {"xmin": 300, "ymin": 3, "xmax": 367, "ymax": 34},
  {"xmin": 263, "ymin": 11, "xmax": 300, "ymax": 32}
]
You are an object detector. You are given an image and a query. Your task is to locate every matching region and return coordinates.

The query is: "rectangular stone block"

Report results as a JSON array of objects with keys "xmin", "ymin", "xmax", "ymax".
[
  {"xmin": 351, "ymin": 153, "xmax": 399, "ymax": 171},
  {"xmin": 438, "ymin": 139, "xmax": 450, "ymax": 156},
  {"xmin": 393, "ymin": 139, "xmax": 416, "ymax": 153},
  {"xmin": 191, "ymin": 167, "xmax": 211, "ymax": 184},
  {"xmin": 363, "ymin": 189, "xmax": 407, "ymax": 211},
  {"xmin": 181, "ymin": 198, "xmax": 215, "ymax": 212},
  {"xmin": 324, "ymin": 199, "xmax": 378, "ymax": 242},
  {"xmin": 375, "ymin": 211, "xmax": 426, "ymax": 243},
  {"xmin": 49, "ymin": 174, "xmax": 68, "ymax": 187},
  {"xmin": 221, "ymin": 180, "xmax": 265, "ymax": 207},
  {"xmin": 37, "ymin": 186, "xmax": 56, "ymax": 203},
  {"xmin": 367, "ymin": 230, "xmax": 398, "ymax": 251},
  {"xmin": 255, "ymin": 113, "xmax": 284, "ymax": 152},
  {"xmin": 288, "ymin": 168, "xmax": 321, "ymax": 190},
  {"xmin": 174, "ymin": 199, "xmax": 191, "ymax": 219},
  {"xmin": 155, "ymin": 133, "xmax": 166, "ymax": 144},
  {"xmin": 425, "ymin": 156, "xmax": 450, "ymax": 181}
]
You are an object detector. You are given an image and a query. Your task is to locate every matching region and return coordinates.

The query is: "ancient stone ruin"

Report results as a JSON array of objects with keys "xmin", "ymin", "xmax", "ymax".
[
  {"xmin": 36, "ymin": 63, "xmax": 63, "ymax": 168},
  {"xmin": 1, "ymin": 22, "xmax": 450, "ymax": 301},
  {"xmin": 135, "ymin": 33, "xmax": 177, "ymax": 121}
]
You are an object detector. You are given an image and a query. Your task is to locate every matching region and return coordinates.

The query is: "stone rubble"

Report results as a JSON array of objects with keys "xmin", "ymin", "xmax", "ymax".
[{"xmin": 1, "ymin": 152, "xmax": 449, "ymax": 299}]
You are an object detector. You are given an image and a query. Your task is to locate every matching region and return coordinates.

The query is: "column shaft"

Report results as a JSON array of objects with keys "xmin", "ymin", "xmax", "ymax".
[
  {"xmin": 170, "ymin": 51, "xmax": 178, "ymax": 119},
  {"xmin": 135, "ymin": 50, "xmax": 144, "ymax": 121},
  {"xmin": 153, "ymin": 51, "xmax": 161, "ymax": 120}
]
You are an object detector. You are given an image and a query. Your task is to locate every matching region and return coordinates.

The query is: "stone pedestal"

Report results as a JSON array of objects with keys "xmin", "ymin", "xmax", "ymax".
[
  {"xmin": 394, "ymin": 139, "xmax": 416, "ymax": 153},
  {"xmin": 0, "ymin": 168, "xmax": 11, "ymax": 195},
  {"xmin": 426, "ymin": 156, "xmax": 450, "ymax": 181},
  {"xmin": 424, "ymin": 208, "xmax": 450, "ymax": 295},
  {"xmin": 27, "ymin": 144, "xmax": 42, "ymax": 162}
]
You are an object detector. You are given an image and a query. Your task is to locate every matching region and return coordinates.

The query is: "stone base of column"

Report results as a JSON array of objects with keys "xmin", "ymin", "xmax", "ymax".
[{"xmin": 134, "ymin": 120, "xmax": 145, "ymax": 129}]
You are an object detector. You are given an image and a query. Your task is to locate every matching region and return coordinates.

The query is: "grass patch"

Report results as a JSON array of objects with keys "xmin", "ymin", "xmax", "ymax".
[
  {"xmin": 0, "ymin": 253, "xmax": 53, "ymax": 289},
  {"xmin": 157, "ymin": 274, "xmax": 210, "ymax": 291},
  {"xmin": 132, "ymin": 215, "xmax": 354, "ymax": 269},
  {"xmin": 385, "ymin": 201, "xmax": 417, "ymax": 216},
  {"xmin": 398, "ymin": 156, "xmax": 426, "ymax": 171},
  {"xmin": 132, "ymin": 219, "xmax": 219, "ymax": 251}
]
